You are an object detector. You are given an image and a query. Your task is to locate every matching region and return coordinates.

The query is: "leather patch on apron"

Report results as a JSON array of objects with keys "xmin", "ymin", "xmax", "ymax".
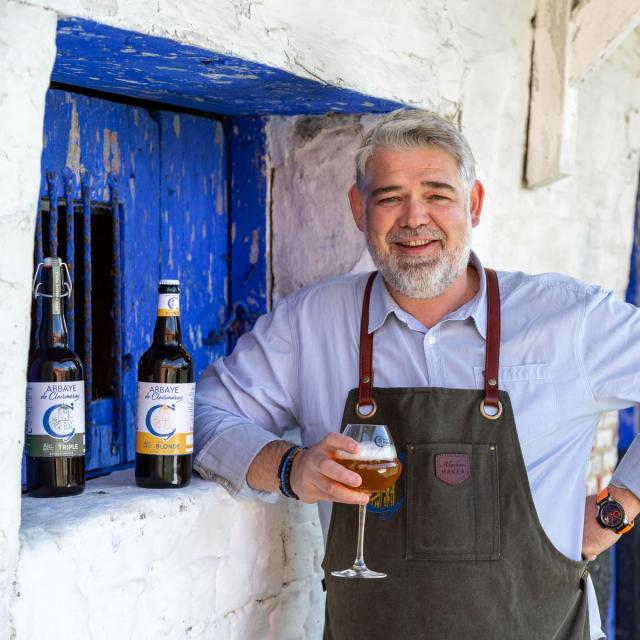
[{"xmin": 435, "ymin": 453, "xmax": 470, "ymax": 486}]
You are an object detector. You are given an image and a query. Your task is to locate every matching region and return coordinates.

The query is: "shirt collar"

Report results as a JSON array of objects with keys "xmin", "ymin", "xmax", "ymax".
[{"xmin": 367, "ymin": 251, "xmax": 488, "ymax": 340}]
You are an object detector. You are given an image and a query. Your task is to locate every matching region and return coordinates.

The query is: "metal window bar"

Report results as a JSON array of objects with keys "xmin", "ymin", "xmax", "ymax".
[
  {"xmin": 25, "ymin": 167, "xmax": 126, "ymax": 483},
  {"xmin": 108, "ymin": 172, "xmax": 124, "ymax": 460},
  {"xmin": 62, "ymin": 167, "xmax": 75, "ymax": 351},
  {"xmin": 80, "ymin": 170, "xmax": 93, "ymax": 406},
  {"xmin": 46, "ymin": 171, "xmax": 59, "ymax": 257}
]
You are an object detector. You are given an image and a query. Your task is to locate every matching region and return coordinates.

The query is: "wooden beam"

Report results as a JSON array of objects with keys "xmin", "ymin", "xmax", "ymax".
[
  {"xmin": 570, "ymin": 0, "xmax": 640, "ymax": 83},
  {"xmin": 525, "ymin": 0, "xmax": 574, "ymax": 188}
]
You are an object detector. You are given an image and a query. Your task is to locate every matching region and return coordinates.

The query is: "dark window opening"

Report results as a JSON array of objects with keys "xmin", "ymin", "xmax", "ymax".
[{"xmin": 32, "ymin": 198, "xmax": 116, "ymax": 402}]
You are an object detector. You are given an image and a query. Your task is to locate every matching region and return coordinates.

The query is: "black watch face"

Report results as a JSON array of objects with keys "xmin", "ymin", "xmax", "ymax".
[{"xmin": 600, "ymin": 501, "xmax": 625, "ymax": 528}]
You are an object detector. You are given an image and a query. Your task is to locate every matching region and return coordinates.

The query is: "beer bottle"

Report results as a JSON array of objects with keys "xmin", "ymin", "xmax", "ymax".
[
  {"xmin": 135, "ymin": 279, "xmax": 194, "ymax": 488},
  {"xmin": 26, "ymin": 257, "xmax": 85, "ymax": 497}
]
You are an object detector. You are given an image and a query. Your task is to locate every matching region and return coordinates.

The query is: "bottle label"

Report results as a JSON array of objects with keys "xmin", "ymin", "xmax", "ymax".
[
  {"xmin": 136, "ymin": 382, "xmax": 194, "ymax": 456},
  {"xmin": 25, "ymin": 382, "xmax": 85, "ymax": 458},
  {"xmin": 157, "ymin": 293, "xmax": 180, "ymax": 317}
]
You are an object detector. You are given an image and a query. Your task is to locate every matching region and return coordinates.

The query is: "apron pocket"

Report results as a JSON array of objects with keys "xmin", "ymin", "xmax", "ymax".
[{"xmin": 405, "ymin": 442, "xmax": 500, "ymax": 562}]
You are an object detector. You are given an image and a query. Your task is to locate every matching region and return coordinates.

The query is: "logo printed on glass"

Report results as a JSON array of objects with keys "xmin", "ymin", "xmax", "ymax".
[{"xmin": 374, "ymin": 435, "xmax": 390, "ymax": 448}]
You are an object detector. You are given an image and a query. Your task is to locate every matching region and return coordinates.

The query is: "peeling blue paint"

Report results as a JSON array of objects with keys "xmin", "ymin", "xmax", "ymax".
[
  {"xmin": 157, "ymin": 111, "xmax": 228, "ymax": 374},
  {"xmin": 229, "ymin": 117, "xmax": 268, "ymax": 337},
  {"xmin": 54, "ymin": 18, "xmax": 404, "ymax": 116}
]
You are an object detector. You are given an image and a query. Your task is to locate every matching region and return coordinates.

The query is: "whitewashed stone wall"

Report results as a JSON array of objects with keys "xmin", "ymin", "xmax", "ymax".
[
  {"xmin": 15, "ymin": 472, "xmax": 324, "ymax": 639},
  {"xmin": 269, "ymin": 30, "xmax": 640, "ymax": 301},
  {"xmin": 2, "ymin": 0, "xmax": 640, "ymax": 638},
  {"xmin": 0, "ymin": 3, "xmax": 58, "ymax": 636}
]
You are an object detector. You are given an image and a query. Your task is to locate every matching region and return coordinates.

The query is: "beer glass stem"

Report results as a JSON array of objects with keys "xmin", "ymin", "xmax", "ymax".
[{"xmin": 354, "ymin": 503, "xmax": 367, "ymax": 569}]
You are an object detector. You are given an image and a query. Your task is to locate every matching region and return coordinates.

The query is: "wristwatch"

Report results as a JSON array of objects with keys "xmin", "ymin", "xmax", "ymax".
[{"xmin": 595, "ymin": 487, "xmax": 635, "ymax": 535}]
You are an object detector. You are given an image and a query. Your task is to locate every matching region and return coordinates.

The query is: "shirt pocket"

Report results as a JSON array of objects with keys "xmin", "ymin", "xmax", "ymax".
[{"xmin": 473, "ymin": 363, "xmax": 556, "ymax": 444}]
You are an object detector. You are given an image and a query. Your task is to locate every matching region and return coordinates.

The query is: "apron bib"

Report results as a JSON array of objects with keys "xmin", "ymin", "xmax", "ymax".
[{"xmin": 323, "ymin": 269, "xmax": 590, "ymax": 640}]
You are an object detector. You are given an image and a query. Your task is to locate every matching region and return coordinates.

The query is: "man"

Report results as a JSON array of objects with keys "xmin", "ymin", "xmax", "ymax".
[{"xmin": 194, "ymin": 109, "xmax": 640, "ymax": 639}]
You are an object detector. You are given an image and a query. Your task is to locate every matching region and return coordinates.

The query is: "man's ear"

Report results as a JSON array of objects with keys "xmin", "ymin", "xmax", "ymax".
[
  {"xmin": 469, "ymin": 180, "xmax": 485, "ymax": 228},
  {"xmin": 349, "ymin": 184, "xmax": 366, "ymax": 232}
]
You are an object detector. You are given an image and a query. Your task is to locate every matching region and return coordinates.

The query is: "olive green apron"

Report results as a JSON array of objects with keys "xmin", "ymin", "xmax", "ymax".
[{"xmin": 323, "ymin": 269, "xmax": 590, "ymax": 640}]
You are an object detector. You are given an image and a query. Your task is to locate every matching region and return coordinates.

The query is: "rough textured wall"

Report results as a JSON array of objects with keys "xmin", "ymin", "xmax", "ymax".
[
  {"xmin": 476, "ymin": 28, "xmax": 640, "ymax": 293},
  {"xmin": 269, "ymin": 30, "xmax": 640, "ymax": 301},
  {"xmin": 0, "ymin": 3, "xmax": 57, "ymax": 637},
  {"xmin": 14, "ymin": 473, "xmax": 325, "ymax": 639},
  {"xmin": 13, "ymin": 0, "xmax": 474, "ymax": 111}
]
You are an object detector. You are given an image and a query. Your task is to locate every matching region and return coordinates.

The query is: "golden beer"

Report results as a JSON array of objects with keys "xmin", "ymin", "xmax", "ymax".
[
  {"xmin": 337, "ymin": 457, "xmax": 402, "ymax": 493},
  {"xmin": 335, "ymin": 441, "xmax": 402, "ymax": 493}
]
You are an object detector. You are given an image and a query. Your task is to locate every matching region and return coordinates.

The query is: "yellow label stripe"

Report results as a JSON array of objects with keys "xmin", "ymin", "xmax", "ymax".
[{"xmin": 136, "ymin": 432, "xmax": 193, "ymax": 455}]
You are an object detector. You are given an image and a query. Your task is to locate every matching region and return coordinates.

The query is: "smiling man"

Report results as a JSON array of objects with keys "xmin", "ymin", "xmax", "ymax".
[{"xmin": 194, "ymin": 109, "xmax": 640, "ymax": 639}]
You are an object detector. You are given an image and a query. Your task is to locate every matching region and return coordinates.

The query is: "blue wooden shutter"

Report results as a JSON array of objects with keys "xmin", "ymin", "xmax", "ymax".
[
  {"xmin": 155, "ymin": 111, "xmax": 229, "ymax": 377},
  {"xmin": 34, "ymin": 89, "xmax": 229, "ymax": 477}
]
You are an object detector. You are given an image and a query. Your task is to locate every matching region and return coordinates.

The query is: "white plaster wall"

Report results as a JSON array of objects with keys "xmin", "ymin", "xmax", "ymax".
[
  {"xmin": 15, "ymin": 472, "xmax": 325, "ymax": 640},
  {"xmin": 16, "ymin": 0, "xmax": 473, "ymax": 111},
  {"xmin": 269, "ymin": 28, "xmax": 640, "ymax": 302},
  {"xmin": 2, "ymin": 1, "xmax": 640, "ymax": 639},
  {"xmin": 0, "ymin": 3, "xmax": 57, "ymax": 637}
]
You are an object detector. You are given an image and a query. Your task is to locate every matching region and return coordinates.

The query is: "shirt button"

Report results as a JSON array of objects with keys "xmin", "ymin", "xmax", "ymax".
[{"xmin": 427, "ymin": 336, "xmax": 436, "ymax": 345}]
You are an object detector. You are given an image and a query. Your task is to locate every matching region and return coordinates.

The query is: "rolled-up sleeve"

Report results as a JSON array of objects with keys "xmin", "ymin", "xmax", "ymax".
[
  {"xmin": 194, "ymin": 296, "xmax": 299, "ymax": 497},
  {"xmin": 580, "ymin": 288, "xmax": 640, "ymax": 497},
  {"xmin": 612, "ymin": 435, "xmax": 640, "ymax": 497}
]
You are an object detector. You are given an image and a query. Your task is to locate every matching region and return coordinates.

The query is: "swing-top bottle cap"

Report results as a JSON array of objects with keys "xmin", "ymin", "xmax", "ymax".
[
  {"xmin": 43, "ymin": 257, "xmax": 60, "ymax": 267},
  {"xmin": 159, "ymin": 279, "xmax": 180, "ymax": 285}
]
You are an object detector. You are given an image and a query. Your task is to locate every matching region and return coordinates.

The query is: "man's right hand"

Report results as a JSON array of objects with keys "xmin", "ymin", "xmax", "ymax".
[{"xmin": 290, "ymin": 433, "xmax": 369, "ymax": 505}]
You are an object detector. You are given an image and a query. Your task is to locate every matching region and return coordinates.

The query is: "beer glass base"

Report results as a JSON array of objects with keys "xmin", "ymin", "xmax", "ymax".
[{"xmin": 331, "ymin": 567, "xmax": 386, "ymax": 579}]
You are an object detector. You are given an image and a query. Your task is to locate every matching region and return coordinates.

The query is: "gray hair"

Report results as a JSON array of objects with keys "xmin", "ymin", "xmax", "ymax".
[{"xmin": 355, "ymin": 109, "xmax": 476, "ymax": 196}]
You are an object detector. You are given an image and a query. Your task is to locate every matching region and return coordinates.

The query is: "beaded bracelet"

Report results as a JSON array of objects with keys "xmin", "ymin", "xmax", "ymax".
[{"xmin": 278, "ymin": 445, "xmax": 305, "ymax": 499}]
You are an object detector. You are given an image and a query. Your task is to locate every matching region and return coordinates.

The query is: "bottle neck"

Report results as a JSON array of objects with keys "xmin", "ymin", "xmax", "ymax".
[
  {"xmin": 38, "ymin": 268, "xmax": 69, "ymax": 349},
  {"xmin": 153, "ymin": 291, "xmax": 182, "ymax": 346}
]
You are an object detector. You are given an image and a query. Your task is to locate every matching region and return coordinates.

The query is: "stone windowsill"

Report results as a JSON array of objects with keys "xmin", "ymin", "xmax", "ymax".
[{"xmin": 15, "ymin": 470, "xmax": 325, "ymax": 639}]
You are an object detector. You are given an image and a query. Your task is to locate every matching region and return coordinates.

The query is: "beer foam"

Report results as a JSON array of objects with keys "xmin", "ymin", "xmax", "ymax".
[{"xmin": 335, "ymin": 441, "xmax": 397, "ymax": 461}]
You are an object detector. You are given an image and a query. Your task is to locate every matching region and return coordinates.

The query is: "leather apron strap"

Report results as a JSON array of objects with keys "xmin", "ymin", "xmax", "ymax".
[{"xmin": 357, "ymin": 268, "xmax": 502, "ymax": 419}]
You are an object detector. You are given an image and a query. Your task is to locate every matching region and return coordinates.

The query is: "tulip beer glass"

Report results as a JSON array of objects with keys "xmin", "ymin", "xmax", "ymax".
[{"xmin": 332, "ymin": 423, "xmax": 402, "ymax": 579}]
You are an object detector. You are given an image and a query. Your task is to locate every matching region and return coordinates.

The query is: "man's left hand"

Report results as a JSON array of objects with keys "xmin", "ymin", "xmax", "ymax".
[{"xmin": 581, "ymin": 485, "xmax": 640, "ymax": 560}]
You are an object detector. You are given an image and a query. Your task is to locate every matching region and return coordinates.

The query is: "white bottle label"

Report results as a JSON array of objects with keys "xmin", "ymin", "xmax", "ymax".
[
  {"xmin": 25, "ymin": 382, "xmax": 85, "ymax": 458},
  {"xmin": 136, "ymin": 382, "xmax": 195, "ymax": 455},
  {"xmin": 157, "ymin": 293, "xmax": 180, "ymax": 317}
]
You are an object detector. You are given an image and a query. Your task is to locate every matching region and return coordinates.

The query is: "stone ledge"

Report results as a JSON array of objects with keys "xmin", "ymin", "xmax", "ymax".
[{"xmin": 15, "ymin": 470, "xmax": 325, "ymax": 639}]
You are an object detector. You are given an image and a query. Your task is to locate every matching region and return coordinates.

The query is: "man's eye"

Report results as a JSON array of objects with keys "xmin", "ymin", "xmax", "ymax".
[
  {"xmin": 378, "ymin": 196, "xmax": 400, "ymax": 204},
  {"xmin": 429, "ymin": 194, "xmax": 449, "ymax": 201}
]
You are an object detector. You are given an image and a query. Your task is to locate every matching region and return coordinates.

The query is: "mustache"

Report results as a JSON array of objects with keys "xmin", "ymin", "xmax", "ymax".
[{"xmin": 386, "ymin": 227, "xmax": 446, "ymax": 243}]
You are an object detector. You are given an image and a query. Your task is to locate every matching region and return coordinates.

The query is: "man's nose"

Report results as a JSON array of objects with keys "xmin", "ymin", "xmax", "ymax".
[{"xmin": 400, "ymin": 197, "xmax": 432, "ymax": 228}]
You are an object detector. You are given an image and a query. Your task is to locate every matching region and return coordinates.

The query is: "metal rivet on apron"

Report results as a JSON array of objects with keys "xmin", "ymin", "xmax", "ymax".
[
  {"xmin": 490, "ymin": 446, "xmax": 495, "ymax": 451},
  {"xmin": 488, "ymin": 378, "xmax": 497, "ymax": 387},
  {"xmin": 407, "ymin": 443, "xmax": 415, "ymax": 453},
  {"xmin": 361, "ymin": 375, "xmax": 370, "ymax": 384}
]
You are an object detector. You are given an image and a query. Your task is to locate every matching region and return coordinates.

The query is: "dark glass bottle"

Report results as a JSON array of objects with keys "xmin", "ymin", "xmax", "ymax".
[
  {"xmin": 135, "ymin": 280, "xmax": 194, "ymax": 488},
  {"xmin": 26, "ymin": 257, "xmax": 85, "ymax": 497}
]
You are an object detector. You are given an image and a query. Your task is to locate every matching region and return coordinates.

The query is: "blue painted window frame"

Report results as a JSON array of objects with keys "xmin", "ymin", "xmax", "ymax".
[
  {"xmin": 30, "ymin": 89, "xmax": 270, "ymax": 479},
  {"xmin": 25, "ymin": 17, "xmax": 400, "ymax": 482}
]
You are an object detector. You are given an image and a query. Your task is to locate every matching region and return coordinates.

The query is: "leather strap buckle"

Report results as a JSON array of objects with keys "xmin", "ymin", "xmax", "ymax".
[
  {"xmin": 355, "ymin": 398, "xmax": 378, "ymax": 419},
  {"xmin": 479, "ymin": 399, "xmax": 503, "ymax": 421}
]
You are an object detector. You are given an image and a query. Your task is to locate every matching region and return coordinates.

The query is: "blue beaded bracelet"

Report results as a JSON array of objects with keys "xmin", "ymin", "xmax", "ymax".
[{"xmin": 278, "ymin": 445, "xmax": 304, "ymax": 499}]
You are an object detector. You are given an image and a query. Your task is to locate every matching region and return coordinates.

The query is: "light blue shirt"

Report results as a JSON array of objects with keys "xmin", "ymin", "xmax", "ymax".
[{"xmin": 195, "ymin": 252, "xmax": 640, "ymax": 639}]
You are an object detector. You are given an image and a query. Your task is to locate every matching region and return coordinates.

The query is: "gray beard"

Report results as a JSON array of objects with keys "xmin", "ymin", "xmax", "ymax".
[{"xmin": 366, "ymin": 221, "xmax": 472, "ymax": 299}]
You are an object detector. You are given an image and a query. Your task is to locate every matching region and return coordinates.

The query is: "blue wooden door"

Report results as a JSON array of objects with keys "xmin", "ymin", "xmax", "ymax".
[
  {"xmin": 35, "ymin": 89, "xmax": 229, "ymax": 476},
  {"xmin": 156, "ymin": 111, "xmax": 229, "ymax": 377}
]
